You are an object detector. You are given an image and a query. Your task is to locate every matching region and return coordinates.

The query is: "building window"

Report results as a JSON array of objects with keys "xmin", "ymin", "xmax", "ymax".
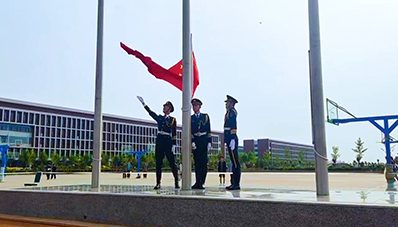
[
  {"xmin": 81, "ymin": 120, "xmax": 85, "ymax": 130},
  {"xmin": 29, "ymin": 113, "xmax": 34, "ymax": 124},
  {"xmin": 57, "ymin": 117, "xmax": 61, "ymax": 127},
  {"xmin": 72, "ymin": 118, "xmax": 76, "ymax": 128},
  {"xmin": 90, "ymin": 121, "xmax": 94, "ymax": 130},
  {"xmin": 52, "ymin": 116, "xmax": 56, "ymax": 126},
  {"xmin": 62, "ymin": 117, "xmax": 66, "ymax": 127},
  {"xmin": 45, "ymin": 138, "xmax": 50, "ymax": 148},
  {"xmin": 16, "ymin": 112, "xmax": 22, "ymax": 123},
  {"xmin": 67, "ymin": 118, "xmax": 71, "ymax": 128},
  {"xmin": 23, "ymin": 112, "xmax": 28, "ymax": 123},
  {"xmin": 35, "ymin": 114, "xmax": 39, "ymax": 125},
  {"xmin": 0, "ymin": 109, "xmax": 3, "ymax": 121},
  {"xmin": 10, "ymin": 111, "xmax": 16, "ymax": 122},
  {"xmin": 77, "ymin": 119, "xmax": 81, "ymax": 129},
  {"xmin": 40, "ymin": 115, "xmax": 45, "ymax": 126},
  {"xmin": 46, "ymin": 115, "xmax": 50, "ymax": 126},
  {"xmin": 3, "ymin": 110, "xmax": 9, "ymax": 121}
]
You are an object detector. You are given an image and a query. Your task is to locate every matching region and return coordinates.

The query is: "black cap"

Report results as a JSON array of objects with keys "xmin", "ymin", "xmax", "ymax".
[
  {"xmin": 191, "ymin": 98, "xmax": 203, "ymax": 105},
  {"xmin": 164, "ymin": 101, "xmax": 174, "ymax": 112},
  {"xmin": 225, "ymin": 95, "xmax": 238, "ymax": 104}
]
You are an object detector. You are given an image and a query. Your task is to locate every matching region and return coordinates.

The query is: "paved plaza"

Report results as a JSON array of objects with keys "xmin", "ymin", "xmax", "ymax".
[
  {"xmin": 0, "ymin": 171, "xmax": 388, "ymax": 191},
  {"xmin": 2, "ymin": 171, "xmax": 398, "ymax": 206}
]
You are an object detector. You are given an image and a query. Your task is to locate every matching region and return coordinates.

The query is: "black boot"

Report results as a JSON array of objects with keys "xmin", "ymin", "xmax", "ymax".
[
  {"xmin": 154, "ymin": 184, "xmax": 161, "ymax": 190},
  {"xmin": 172, "ymin": 169, "xmax": 180, "ymax": 189},
  {"xmin": 154, "ymin": 168, "xmax": 162, "ymax": 190}
]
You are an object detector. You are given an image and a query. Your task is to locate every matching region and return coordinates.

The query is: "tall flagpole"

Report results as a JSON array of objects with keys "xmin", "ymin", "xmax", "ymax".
[
  {"xmin": 308, "ymin": 0, "xmax": 329, "ymax": 196},
  {"xmin": 91, "ymin": 0, "xmax": 104, "ymax": 189},
  {"xmin": 182, "ymin": 0, "xmax": 192, "ymax": 190}
]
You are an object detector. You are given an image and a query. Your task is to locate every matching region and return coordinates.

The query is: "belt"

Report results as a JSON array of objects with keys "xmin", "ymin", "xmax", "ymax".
[
  {"xmin": 194, "ymin": 132, "xmax": 207, "ymax": 137},
  {"xmin": 158, "ymin": 131, "xmax": 172, "ymax": 136},
  {"xmin": 224, "ymin": 128, "xmax": 237, "ymax": 134}
]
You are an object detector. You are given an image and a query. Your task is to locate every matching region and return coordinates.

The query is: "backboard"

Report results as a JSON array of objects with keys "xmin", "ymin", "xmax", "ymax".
[
  {"xmin": 326, "ymin": 98, "xmax": 339, "ymax": 125},
  {"xmin": 326, "ymin": 98, "xmax": 357, "ymax": 126}
]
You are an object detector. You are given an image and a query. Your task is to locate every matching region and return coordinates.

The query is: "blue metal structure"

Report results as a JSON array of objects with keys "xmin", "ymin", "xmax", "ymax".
[
  {"xmin": 125, "ymin": 150, "xmax": 151, "ymax": 175},
  {"xmin": 0, "ymin": 145, "xmax": 9, "ymax": 182},
  {"xmin": 330, "ymin": 115, "xmax": 398, "ymax": 190}
]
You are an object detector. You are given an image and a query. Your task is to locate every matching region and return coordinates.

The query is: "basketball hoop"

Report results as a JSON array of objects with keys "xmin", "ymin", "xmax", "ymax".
[{"xmin": 326, "ymin": 98, "xmax": 357, "ymax": 126}]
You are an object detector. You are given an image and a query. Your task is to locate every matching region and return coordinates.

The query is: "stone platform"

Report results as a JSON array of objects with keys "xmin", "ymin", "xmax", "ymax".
[{"xmin": 0, "ymin": 184, "xmax": 397, "ymax": 227}]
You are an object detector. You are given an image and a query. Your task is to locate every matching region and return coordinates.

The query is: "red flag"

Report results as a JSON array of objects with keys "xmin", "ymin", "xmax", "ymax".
[{"xmin": 120, "ymin": 42, "xmax": 199, "ymax": 95}]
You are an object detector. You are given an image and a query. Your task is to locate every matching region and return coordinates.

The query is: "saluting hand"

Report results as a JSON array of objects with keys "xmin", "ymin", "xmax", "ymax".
[
  {"xmin": 207, "ymin": 143, "xmax": 212, "ymax": 152},
  {"xmin": 137, "ymin": 96, "xmax": 146, "ymax": 106},
  {"xmin": 192, "ymin": 142, "xmax": 197, "ymax": 150}
]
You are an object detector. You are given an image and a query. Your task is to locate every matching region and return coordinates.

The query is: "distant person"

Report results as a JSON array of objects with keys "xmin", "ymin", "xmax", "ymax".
[
  {"xmin": 191, "ymin": 98, "xmax": 211, "ymax": 189},
  {"xmin": 45, "ymin": 162, "xmax": 52, "ymax": 180},
  {"xmin": 218, "ymin": 156, "xmax": 227, "ymax": 186},
  {"xmin": 137, "ymin": 96, "xmax": 179, "ymax": 189},
  {"xmin": 50, "ymin": 164, "xmax": 57, "ymax": 180},
  {"xmin": 224, "ymin": 95, "xmax": 241, "ymax": 190}
]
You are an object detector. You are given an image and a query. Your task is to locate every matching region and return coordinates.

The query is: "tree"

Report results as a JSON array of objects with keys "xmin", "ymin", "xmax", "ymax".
[
  {"xmin": 263, "ymin": 151, "xmax": 272, "ymax": 169},
  {"xmin": 20, "ymin": 150, "xmax": 28, "ymax": 168},
  {"xmin": 352, "ymin": 137, "xmax": 368, "ymax": 165},
  {"xmin": 51, "ymin": 151, "xmax": 61, "ymax": 165},
  {"xmin": 38, "ymin": 151, "xmax": 49, "ymax": 170},
  {"xmin": 331, "ymin": 146, "xmax": 341, "ymax": 165},
  {"xmin": 284, "ymin": 148, "xmax": 291, "ymax": 166},
  {"xmin": 298, "ymin": 151, "xmax": 305, "ymax": 166},
  {"xmin": 101, "ymin": 152, "xmax": 110, "ymax": 166},
  {"xmin": 81, "ymin": 153, "xmax": 92, "ymax": 170}
]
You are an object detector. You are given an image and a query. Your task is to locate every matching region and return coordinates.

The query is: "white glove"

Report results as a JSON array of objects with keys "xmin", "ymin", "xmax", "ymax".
[
  {"xmin": 207, "ymin": 143, "xmax": 211, "ymax": 151},
  {"xmin": 136, "ymin": 96, "xmax": 146, "ymax": 106},
  {"xmin": 192, "ymin": 142, "xmax": 197, "ymax": 150},
  {"xmin": 229, "ymin": 139, "xmax": 235, "ymax": 151},
  {"xmin": 172, "ymin": 145, "xmax": 176, "ymax": 154}
]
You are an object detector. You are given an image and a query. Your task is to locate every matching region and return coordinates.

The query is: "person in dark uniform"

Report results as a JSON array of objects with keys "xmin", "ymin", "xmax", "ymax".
[
  {"xmin": 218, "ymin": 156, "xmax": 227, "ymax": 185},
  {"xmin": 191, "ymin": 98, "xmax": 211, "ymax": 189},
  {"xmin": 51, "ymin": 164, "xmax": 57, "ymax": 180},
  {"xmin": 224, "ymin": 95, "xmax": 241, "ymax": 190},
  {"xmin": 137, "ymin": 96, "xmax": 179, "ymax": 189},
  {"xmin": 45, "ymin": 162, "xmax": 52, "ymax": 180}
]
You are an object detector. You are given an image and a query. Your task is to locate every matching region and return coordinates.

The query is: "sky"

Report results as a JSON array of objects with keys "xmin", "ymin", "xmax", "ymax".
[{"xmin": 0, "ymin": 0, "xmax": 397, "ymax": 163}]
